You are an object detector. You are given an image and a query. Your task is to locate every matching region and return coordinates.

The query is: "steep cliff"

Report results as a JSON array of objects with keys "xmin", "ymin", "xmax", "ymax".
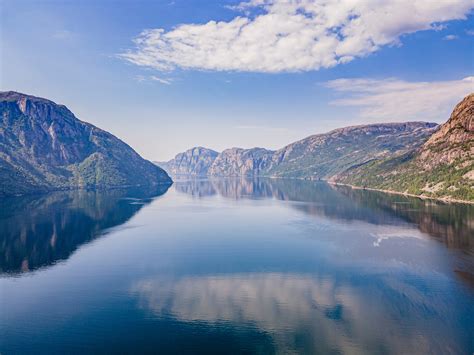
[
  {"xmin": 161, "ymin": 122, "xmax": 437, "ymax": 180},
  {"xmin": 156, "ymin": 147, "xmax": 218, "ymax": 176},
  {"xmin": 208, "ymin": 147, "xmax": 274, "ymax": 176},
  {"xmin": 0, "ymin": 91, "xmax": 171, "ymax": 196},
  {"xmin": 335, "ymin": 94, "xmax": 474, "ymax": 202}
]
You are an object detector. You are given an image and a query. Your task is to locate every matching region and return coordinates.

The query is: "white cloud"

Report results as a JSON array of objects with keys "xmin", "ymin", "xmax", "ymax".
[
  {"xmin": 466, "ymin": 29, "xmax": 474, "ymax": 35},
  {"xmin": 134, "ymin": 75, "xmax": 174, "ymax": 85},
  {"xmin": 443, "ymin": 34, "xmax": 458, "ymax": 40},
  {"xmin": 326, "ymin": 76, "xmax": 474, "ymax": 121},
  {"xmin": 150, "ymin": 75, "xmax": 173, "ymax": 85},
  {"xmin": 120, "ymin": 0, "xmax": 473, "ymax": 73}
]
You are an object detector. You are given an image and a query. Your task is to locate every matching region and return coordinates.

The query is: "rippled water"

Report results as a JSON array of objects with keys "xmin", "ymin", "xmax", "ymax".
[{"xmin": 1, "ymin": 179, "xmax": 473, "ymax": 354}]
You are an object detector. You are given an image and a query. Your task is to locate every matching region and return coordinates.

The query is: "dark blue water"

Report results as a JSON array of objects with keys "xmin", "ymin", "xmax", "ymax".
[{"xmin": 1, "ymin": 179, "xmax": 473, "ymax": 354}]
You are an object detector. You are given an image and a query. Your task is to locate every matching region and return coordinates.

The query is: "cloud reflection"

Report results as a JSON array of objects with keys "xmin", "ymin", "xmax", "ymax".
[{"xmin": 132, "ymin": 272, "xmax": 465, "ymax": 354}]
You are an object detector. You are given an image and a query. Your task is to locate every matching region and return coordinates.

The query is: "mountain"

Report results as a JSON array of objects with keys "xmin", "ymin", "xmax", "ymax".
[
  {"xmin": 160, "ymin": 122, "xmax": 437, "ymax": 180},
  {"xmin": 264, "ymin": 122, "xmax": 437, "ymax": 179},
  {"xmin": 157, "ymin": 146, "xmax": 275, "ymax": 177},
  {"xmin": 208, "ymin": 147, "xmax": 274, "ymax": 176},
  {"xmin": 334, "ymin": 94, "xmax": 474, "ymax": 202},
  {"xmin": 0, "ymin": 91, "xmax": 172, "ymax": 196},
  {"xmin": 156, "ymin": 147, "xmax": 218, "ymax": 176}
]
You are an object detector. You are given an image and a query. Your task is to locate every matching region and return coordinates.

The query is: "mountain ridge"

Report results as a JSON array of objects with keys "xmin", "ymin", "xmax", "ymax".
[
  {"xmin": 334, "ymin": 93, "xmax": 474, "ymax": 202},
  {"xmin": 157, "ymin": 121, "xmax": 438, "ymax": 181},
  {"xmin": 157, "ymin": 93, "xmax": 474, "ymax": 203},
  {"xmin": 1, "ymin": 91, "xmax": 172, "ymax": 196}
]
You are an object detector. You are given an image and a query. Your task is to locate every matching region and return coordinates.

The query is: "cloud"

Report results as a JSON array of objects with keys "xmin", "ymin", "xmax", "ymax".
[
  {"xmin": 326, "ymin": 76, "xmax": 474, "ymax": 121},
  {"xmin": 150, "ymin": 75, "xmax": 173, "ymax": 85},
  {"xmin": 466, "ymin": 29, "xmax": 474, "ymax": 35},
  {"xmin": 134, "ymin": 74, "xmax": 174, "ymax": 85},
  {"xmin": 120, "ymin": 0, "xmax": 474, "ymax": 73},
  {"xmin": 443, "ymin": 34, "xmax": 458, "ymax": 40}
]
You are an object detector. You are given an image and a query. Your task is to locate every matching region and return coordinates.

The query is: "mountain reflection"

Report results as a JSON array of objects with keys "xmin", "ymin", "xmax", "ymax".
[
  {"xmin": 174, "ymin": 178, "xmax": 474, "ymax": 255},
  {"xmin": 332, "ymin": 185, "xmax": 474, "ymax": 252},
  {"xmin": 132, "ymin": 272, "xmax": 466, "ymax": 354},
  {"xmin": 0, "ymin": 185, "xmax": 170, "ymax": 274}
]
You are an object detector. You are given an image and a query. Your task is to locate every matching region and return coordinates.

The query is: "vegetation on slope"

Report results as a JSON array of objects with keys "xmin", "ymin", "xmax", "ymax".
[{"xmin": 335, "ymin": 94, "xmax": 474, "ymax": 202}]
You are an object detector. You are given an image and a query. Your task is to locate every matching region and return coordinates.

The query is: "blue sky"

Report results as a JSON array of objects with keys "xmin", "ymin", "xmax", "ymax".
[{"xmin": 2, "ymin": 0, "xmax": 473, "ymax": 160}]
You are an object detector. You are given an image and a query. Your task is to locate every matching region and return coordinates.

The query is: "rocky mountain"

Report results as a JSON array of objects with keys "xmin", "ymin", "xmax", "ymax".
[
  {"xmin": 265, "ymin": 122, "xmax": 437, "ymax": 179},
  {"xmin": 335, "ymin": 94, "xmax": 474, "ymax": 202},
  {"xmin": 160, "ymin": 122, "xmax": 437, "ymax": 180},
  {"xmin": 208, "ymin": 147, "xmax": 274, "ymax": 176},
  {"xmin": 157, "ymin": 146, "xmax": 275, "ymax": 177},
  {"xmin": 0, "ymin": 91, "xmax": 172, "ymax": 196},
  {"xmin": 156, "ymin": 147, "xmax": 218, "ymax": 176}
]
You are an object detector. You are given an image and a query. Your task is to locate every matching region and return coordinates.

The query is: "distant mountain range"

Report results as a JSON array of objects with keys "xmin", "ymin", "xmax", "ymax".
[
  {"xmin": 158, "ymin": 122, "xmax": 438, "ymax": 178},
  {"xmin": 158, "ymin": 122, "xmax": 437, "ymax": 178},
  {"xmin": 157, "ymin": 94, "xmax": 473, "ymax": 202},
  {"xmin": 1, "ymin": 91, "xmax": 171, "ymax": 196},
  {"xmin": 2, "ymin": 91, "xmax": 471, "ymax": 202}
]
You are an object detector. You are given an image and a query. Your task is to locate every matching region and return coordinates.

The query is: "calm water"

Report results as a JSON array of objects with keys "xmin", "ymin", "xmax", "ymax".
[{"xmin": 1, "ymin": 179, "xmax": 473, "ymax": 354}]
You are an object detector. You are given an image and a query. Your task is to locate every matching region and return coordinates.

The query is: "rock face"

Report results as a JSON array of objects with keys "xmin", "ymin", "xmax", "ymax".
[
  {"xmin": 266, "ymin": 122, "xmax": 437, "ymax": 179},
  {"xmin": 156, "ymin": 147, "xmax": 218, "ymax": 176},
  {"xmin": 336, "ymin": 94, "xmax": 474, "ymax": 201},
  {"xmin": 418, "ymin": 94, "xmax": 473, "ymax": 167},
  {"xmin": 0, "ymin": 91, "xmax": 172, "ymax": 196},
  {"xmin": 161, "ymin": 122, "xmax": 437, "ymax": 180},
  {"xmin": 208, "ymin": 147, "xmax": 274, "ymax": 176},
  {"xmin": 157, "ymin": 147, "xmax": 275, "ymax": 177}
]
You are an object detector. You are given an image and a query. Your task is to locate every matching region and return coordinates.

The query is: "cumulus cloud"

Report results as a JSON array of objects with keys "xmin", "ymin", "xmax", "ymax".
[
  {"xmin": 120, "ymin": 0, "xmax": 473, "ymax": 73},
  {"xmin": 326, "ymin": 76, "xmax": 474, "ymax": 121}
]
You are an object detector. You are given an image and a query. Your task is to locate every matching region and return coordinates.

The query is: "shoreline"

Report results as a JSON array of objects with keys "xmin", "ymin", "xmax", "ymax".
[
  {"xmin": 327, "ymin": 181, "xmax": 474, "ymax": 205},
  {"xmin": 166, "ymin": 174, "xmax": 474, "ymax": 205}
]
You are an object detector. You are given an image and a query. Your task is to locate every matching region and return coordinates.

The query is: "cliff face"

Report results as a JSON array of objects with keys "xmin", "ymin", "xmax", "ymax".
[
  {"xmin": 418, "ymin": 94, "xmax": 474, "ymax": 168},
  {"xmin": 0, "ymin": 91, "xmax": 171, "ymax": 196},
  {"xmin": 336, "ymin": 94, "xmax": 474, "ymax": 202},
  {"xmin": 208, "ymin": 147, "xmax": 274, "ymax": 176},
  {"xmin": 161, "ymin": 122, "xmax": 437, "ymax": 180},
  {"xmin": 158, "ymin": 147, "xmax": 275, "ymax": 177},
  {"xmin": 266, "ymin": 122, "xmax": 437, "ymax": 179},
  {"xmin": 156, "ymin": 147, "xmax": 218, "ymax": 176}
]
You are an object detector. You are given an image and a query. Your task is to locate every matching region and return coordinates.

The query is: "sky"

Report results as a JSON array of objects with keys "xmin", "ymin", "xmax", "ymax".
[{"xmin": 1, "ymin": 0, "xmax": 473, "ymax": 161}]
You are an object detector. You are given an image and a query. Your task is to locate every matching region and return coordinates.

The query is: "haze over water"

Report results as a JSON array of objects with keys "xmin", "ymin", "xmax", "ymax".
[{"xmin": 1, "ymin": 179, "xmax": 473, "ymax": 354}]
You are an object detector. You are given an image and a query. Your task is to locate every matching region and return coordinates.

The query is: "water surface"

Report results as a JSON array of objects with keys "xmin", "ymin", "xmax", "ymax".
[{"xmin": 1, "ymin": 179, "xmax": 473, "ymax": 354}]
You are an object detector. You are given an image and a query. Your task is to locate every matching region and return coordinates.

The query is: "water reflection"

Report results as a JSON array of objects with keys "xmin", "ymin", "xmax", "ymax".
[
  {"xmin": 2, "ymin": 178, "xmax": 473, "ymax": 353},
  {"xmin": 175, "ymin": 178, "xmax": 474, "ymax": 255},
  {"xmin": 333, "ymin": 185, "xmax": 474, "ymax": 252},
  {"xmin": 0, "ymin": 185, "xmax": 170, "ymax": 274},
  {"xmin": 132, "ymin": 272, "xmax": 468, "ymax": 354}
]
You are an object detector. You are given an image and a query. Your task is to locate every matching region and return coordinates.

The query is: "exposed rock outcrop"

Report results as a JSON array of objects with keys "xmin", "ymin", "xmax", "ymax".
[
  {"xmin": 0, "ymin": 91, "xmax": 172, "ymax": 196},
  {"xmin": 335, "ymin": 94, "xmax": 474, "ymax": 202},
  {"xmin": 160, "ymin": 122, "xmax": 437, "ymax": 180}
]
